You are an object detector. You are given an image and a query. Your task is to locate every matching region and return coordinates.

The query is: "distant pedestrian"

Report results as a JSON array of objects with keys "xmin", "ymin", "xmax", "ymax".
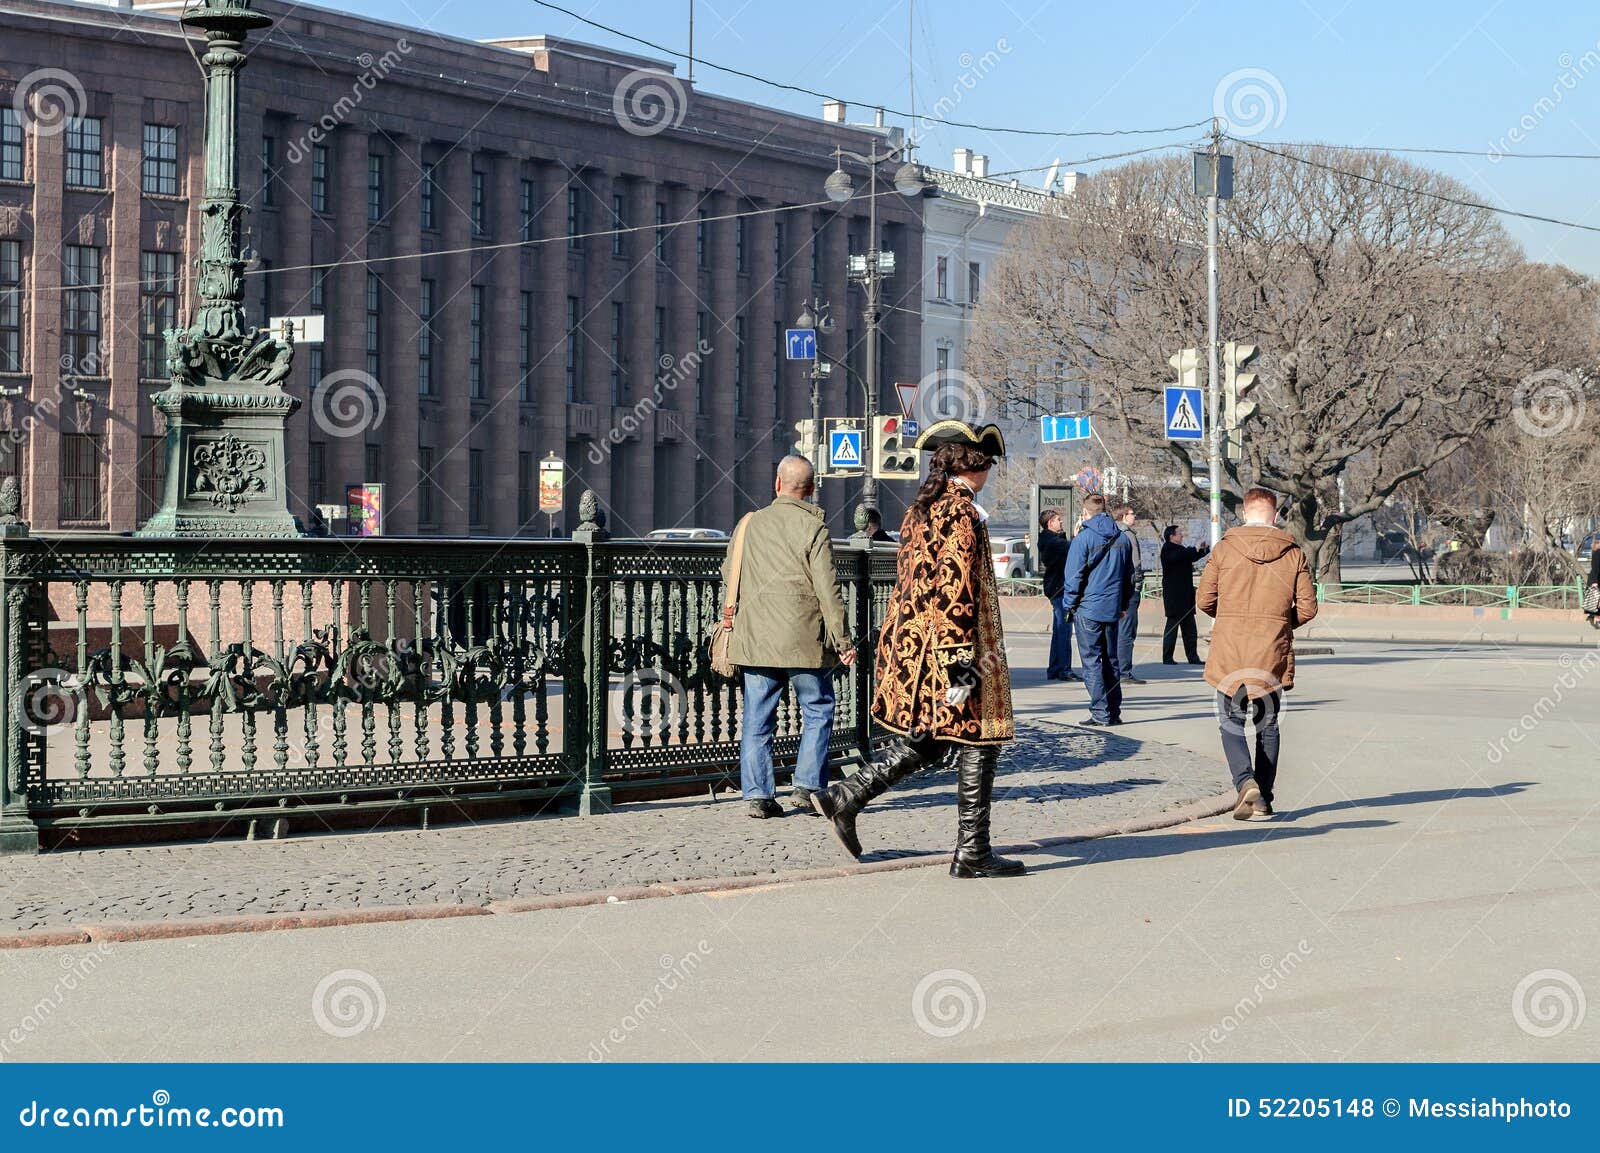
[
  {"xmin": 865, "ymin": 508, "xmax": 894, "ymax": 543},
  {"xmin": 1061, "ymin": 493, "xmax": 1135, "ymax": 727},
  {"xmin": 1159, "ymin": 524, "xmax": 1210, "ymax": 664},
  {"xmin": 1037, "ymin": 508, "xmax": 1075, "ymax": 681},
  {"xmin": 1196, "ymin": 487, "xmax": 1318, "ymax": 821},
  {"xmin": 721, "ymin": 455, "xmax": 857, "ymax": 819},
  {"xmin": 811, "ymin": 420, "xmax": 1024, "ymax": 878},
  {"xmin": 1113, "ymin": 504, "xmax": 1149, "ymax": 684},
  {"xmin": 1585, "ymin": 538, "xmax": 1600, "ymax": 627}
]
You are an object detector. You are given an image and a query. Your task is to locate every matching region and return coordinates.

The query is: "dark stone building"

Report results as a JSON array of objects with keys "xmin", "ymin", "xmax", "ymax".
[{"xmin": 0, "ymin": 0, "xmax": 923, "ymax": 535}]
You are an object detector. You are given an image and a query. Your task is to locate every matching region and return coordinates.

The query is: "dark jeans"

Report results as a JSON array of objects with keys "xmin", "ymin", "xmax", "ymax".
[
  {"xmin": 1217, "ymin": 689, "xmax": 1281, "ymax": 802},
  {"xmin": 1074, "ymin": 616, "xmax": 1122, "ymax": 723},
  {"xmin": 1116, "ymin": 598, "xmax": 1139, "ymax": 675},
  {"xmin": 1047, "ymin": 592, "xmax": 1073, "ymax": 678},
  {"xmin": 1163, "ymin": 614, "xmax": 1200, "ymax": 663}
]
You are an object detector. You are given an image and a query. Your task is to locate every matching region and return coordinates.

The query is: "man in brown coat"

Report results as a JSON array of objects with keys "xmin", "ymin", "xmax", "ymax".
[
  {"xmin": 1196, "ymin": 487, "xmax": 1318, "ymax": 821},
  {"xmin": 721, "ymin": 455, "xmax": 856, "ymax": 818}
]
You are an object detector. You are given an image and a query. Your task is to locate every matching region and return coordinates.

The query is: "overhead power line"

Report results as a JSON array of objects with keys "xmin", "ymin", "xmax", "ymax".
[{"xmin": 1245, "ymin": 138, "xmax": 1600, "ymax": 162}]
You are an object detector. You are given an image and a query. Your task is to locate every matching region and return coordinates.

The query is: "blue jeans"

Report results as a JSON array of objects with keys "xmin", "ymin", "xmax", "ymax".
[
  {"xmin": 1048, "ymin": 592, "xmax": 1074, "ymax": 678},
  {"xmin": 1116, "ymin": 596, "xmax": 1139, "ymax": 676},
  {"xmin": 1074, "ymin": 617, "xmax": 1123, "ymax": 723},
  {"xmin": 740, "ymin": 667, "xmax": 835, "ymax": 799}
]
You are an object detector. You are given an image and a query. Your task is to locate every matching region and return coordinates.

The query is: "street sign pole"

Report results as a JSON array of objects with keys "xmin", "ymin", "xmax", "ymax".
[{"xmin": 1205, "ymin": 119, "xmax": 1224, "ymax": 547}]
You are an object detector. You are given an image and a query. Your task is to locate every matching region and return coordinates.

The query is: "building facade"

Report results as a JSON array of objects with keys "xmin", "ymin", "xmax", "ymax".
[{"xmin": 0, "ymin": 0, "xmax": 923, "ymax": 536}]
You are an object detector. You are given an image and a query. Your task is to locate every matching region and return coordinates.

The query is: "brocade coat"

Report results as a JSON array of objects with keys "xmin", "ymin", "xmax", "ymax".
[{"xmin": 871, "ymin": 482, "xmax": 1014, "ymax": 745}]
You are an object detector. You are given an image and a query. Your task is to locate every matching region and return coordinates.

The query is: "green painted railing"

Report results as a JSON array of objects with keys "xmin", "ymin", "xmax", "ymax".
[{"xmin": 0, "ymin": 529, "xmax": 897, "ymax": 852}]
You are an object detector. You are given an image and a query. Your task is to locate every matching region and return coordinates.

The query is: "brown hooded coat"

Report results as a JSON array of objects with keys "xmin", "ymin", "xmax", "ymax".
[{"xmin": 1196, "ymin": 524, "xmax": 1318, "ymax": 698}]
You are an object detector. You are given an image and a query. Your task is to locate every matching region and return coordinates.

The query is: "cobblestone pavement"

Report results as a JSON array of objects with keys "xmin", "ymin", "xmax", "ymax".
[{"xmin": 0, "ymin": 718, "xmax": 1225, "ymax": 932}]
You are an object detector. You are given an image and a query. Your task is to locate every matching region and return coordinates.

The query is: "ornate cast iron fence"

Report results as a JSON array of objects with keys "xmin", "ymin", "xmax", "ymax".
[{"xmin": 0, "ymin": 527, "xmax": 897, "ymax": 853}]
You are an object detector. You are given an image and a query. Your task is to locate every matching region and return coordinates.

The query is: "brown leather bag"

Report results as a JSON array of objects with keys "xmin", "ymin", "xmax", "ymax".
[{"xmin": 708, "ymin": 514, "xmax": 754, "ymax": 678}]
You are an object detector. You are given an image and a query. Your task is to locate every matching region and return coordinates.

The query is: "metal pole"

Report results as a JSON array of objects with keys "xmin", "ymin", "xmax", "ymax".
[
  {"xmin": 1205, "ymin": 120, "xmax": 1222, "ymax": 547},
  {"xmin": 862, "ymin": 155, "xmax": 880, "ymax": 519},
  {"xmin": 810, "ymin": 369, "xmax": 822, "ymax": 505}
]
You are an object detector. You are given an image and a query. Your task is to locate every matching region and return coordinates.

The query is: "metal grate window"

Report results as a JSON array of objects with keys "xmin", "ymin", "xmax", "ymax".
[
  {"xmin": 0, "ymin": 240, "xmax": 21, "ymax": 372},
  {"xmin": 259, "ymin": 135, "xmax": 276, "ymax": 206},
  {"xmin": 367, "ymin": 152, "xmax": 384, "ymax": 222},
  {"xmin": 137, "ymin": 434, "xmax": 166, "ymax": 523},
  {"xmin": 609, "ymin": 300, "xmax": 624, "ymax": 404},
  {"xmin": 308, "ymin": 441, "xmax": 326, "ymax": 506},
  {"xmin": 65, "ymin": 117, "xmax": 102, "ymax": 189},
  {"xmin": 567, "ymin": 185, "xmax": 582, "ymax": 249},
  {"xmin": 565, "ymin": 296, "xmax": 581, "ymax": 402},
  {"xmin": 60, "ymin": 433, "xmax": 104, "ymax": 523},
  {"xmin": 611, "ymin": 192, "xmax": 625, "ymax": 257},
  {"xmin": 62, "ymin": 244, "xmax": 101, "ymax": 377},
  {"xmin": 0, "ymin": 108, "xmax": 23, "ymax": 181},
  {"xmin": 774, "ymin": 220, "xmax": 785, "ymax": 280},
  {"xmin": 418, "ymin": 446, "xmax": 436, "ymax": 526},
  {"xmin": 471, "ymin": 169, "xmax": 487, "ymax": 237},
  {"xmin": 311, "ymin": 145, "xmax": 329, "ymax": 214},
  {"xmin": 695, "ymin": 311, "xmax": 707, "ymax": 414},
  {"xmin": 696, "ymin": 210, "xmax": 707, "ymax": 268},
  {"xmin": 139, "ymin": 251, "xmax": 178, "ymax": 380},
  {"xmin": 519, "ymin": 178, "xmax": 533, "ymax": 241},
  {"xmin": 468, "ymin": 449, "xmax": 485, "ymax": 527},
  {"xmin": 735, "ymin": 217, "xmax": 746, "ymax": 273},
  {"xmin": 655, "ymin": 202, "xmax": 667, "ymax": 261},
  {"xmin": 517, "ymin": 451, "xmax": 532, "ymax": 528},
  {"xmin": 142, "ymin": 124, "xmax": 179, "ymax": 196},
  {"xmin": 734, "ymin": 315, "xmax": 745, "ymax": 417},
  {"xmin": 469, "ymin": 285, "xmax": 484, "ymax": 399},
  {"xmin": 519, "ymin": 291, "xmax": 533, "ymax": 401},
  {"xmin": 365, "ymin": 272, "xmax": 380, "ymax": 379},
  {"xmin": 418, "ymin": 279, "xmax": 435, "ymax": 396},
  {"xmin": 420, "ymin": 162, "xmax": 437, "ymax": 231}
]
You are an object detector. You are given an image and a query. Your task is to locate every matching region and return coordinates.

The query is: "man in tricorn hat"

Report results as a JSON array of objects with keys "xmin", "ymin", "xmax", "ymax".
[{"xmin": 810, "ymin": 419, "xmax": 1025, "ymax": 878}]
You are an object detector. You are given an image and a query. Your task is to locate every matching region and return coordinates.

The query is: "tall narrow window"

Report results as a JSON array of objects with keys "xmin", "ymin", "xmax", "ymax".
[
  {"xmin": 417, "ymin": 278, "xmax": 435, "ymax": 396},
  {"xmin": 137, "ymin": 435, "xmax": 166, "ymax": 523},
  {"xmin": 0, "ymin": 108, "xmax": 23, "ymax": 182},
  {"xmin": 420, "ymin": 162, "xmax": 436, "ymax": 230},
  {"xmin": 695, "ymin": 311, "xmax": 707, "ymax": 415},
  {"xmin": 366, "ymin": 152, "xmax": 384, "ymax": 222},
  {"xmin": 0, "ymin": 437, "xmax": 23, "ymax": 509},
  {"xmin": 469, "ymin": 285, "xmax": 485, "ymax": 400},
  {"xmin": 364, "ymin": 272, "xmax": 380, "ymax": 379},
  {"xmin": 611, "ymin": 192, "xmax": 625, "ymax": 257},
  {"xmin": 308, "ymin": 442, "xmax": 326, "ymax": 506},
  {"xmin": 517, "ymin": 451, "xmax": 533, "ymax": 527},
  {"xmin": 735, "ymin": 217, "xmax": 746, "ymax": 273},
  {"xmin": 519, "ymin": 177, "xmax": 534, "ymax": 241},
  {"xmin": 565, "ymin": 296, "xmax": 581, "ymax": 401},
  {"xmin": 936, "ymin": 255, "xmax": 949, "ymax": 299},
  {"xmin": 259, "ymin": 134, "xmax": 276, "ymax": 206},
  {"xmin": 811, "ymin": 224, "xmax": 821, "ymax": 284},
  {"xmin": 310, "ymin": 266, "xmax": 327, "ymax": 312},
  {"xmin": 62, "ymin": 244, "xmax": 101, "ymax": 377},
  {"xmin": 417, "ymin": 446, "xmax": 436, "ymax": 527},
  {"xmin": 609, "ymin": 300, "xmax": 625, "ymax": 404},
  {"xmin": 257, "ymin": 258, "xmax": 271, "ymax": 324},
  {"xmin": 567, "ymin": 186, "xmax": 582, "ymax": 249},
  {"xmin": 468, "ymin": 450, "xmax": 485, "ymax": 527},
  {"xmin": 773, "ymin": 321, "xmax": 783, "ymax": 407},
  {"xmin": 139, "ymin": 251, "xmax": 178, "ymax": 380},
  {"xmin": 308, "ymin": 346, "xmax": 323, "ymax": 389},
  {"xmin": 653, "ymin": 306, "xmax": 666, "ymax": 376},
  {"xmin": 365, "ymin": 443, "xmax": 382, "ymax": 485},
  {"xmin": 60, "ymin": 433, "xmax": 104, "ymax": 523},
  {"xmin": 696, "ymin": 210, "xmax": 707, "ymax": 268},
  {"xmin": 968, "ymin": 260, "xmax": 981, "ymax": 305},
  {"xmin": 311, "ymin": 145, "xmax": 329, "ymax": 213},
  {"xmin": 519, "ymin": 291, "xmax": 533, "ymax": 401},
  {"xmin": 0, "ymin": 240, "xmax": 21, "ymax": 372},
  {"xmin": 471, "ymin": 169, "xmax": 487, "ymax": 237},
  {"xmin": 774, "ymin": 221, "xmax": 785, "ymax": 280},
  {"xmin": 65, "ymin": 117, "xmax": 103, "ymax": 189},
  {"xmin": 142, "ymin": 124, "xmax": 179, "ymax": 195},
  {"xmin": 734, "ymin": 315, "xmax": 745, "ymax": 417},
  {"xmin": 655, "ymin": 202, "xmax": 667, "ymax": 261}
]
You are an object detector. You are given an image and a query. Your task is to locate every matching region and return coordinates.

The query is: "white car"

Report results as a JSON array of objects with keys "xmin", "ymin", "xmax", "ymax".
[
  {"xmin": 646, "ymin": 527, "xmax": 729, "ymax": 541},
  {"xmin": 991, "ymin": 537, "xmax": 1031, "ymax": 580}
]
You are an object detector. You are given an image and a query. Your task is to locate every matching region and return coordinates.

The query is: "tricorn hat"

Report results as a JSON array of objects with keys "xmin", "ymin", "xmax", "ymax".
[{"xmin": 913, "ymin": 419, "xmax": 1006, "ymax": 458}]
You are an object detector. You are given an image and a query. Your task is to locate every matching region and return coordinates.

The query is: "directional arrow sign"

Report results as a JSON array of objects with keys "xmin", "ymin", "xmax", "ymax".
[
  {"xmin": 1164, "ymin": 385, "xmax": 1204, "ymax": 441},
  {"xmin": 1040, "ymin": 414, "xmax": 1092, "ymax": 444},
  {"xmin": 785, "ymin": 328, "xmax": 818, "ymax": 360}
]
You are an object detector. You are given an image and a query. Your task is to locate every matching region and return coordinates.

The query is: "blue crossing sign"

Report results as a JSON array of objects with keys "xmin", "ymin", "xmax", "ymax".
[
  {"xmin": 1164, "ymin": 385, "xmax": 1205, "ymax": 441},
  {"xmin": 1040, "ymin": 414, "xmax": 1092, "ymax": 444},
  {"xmin": 828, "ymin": 427, "xmax": 863, "ymax": 470},
  {"xmin": 785, "ymin": 328, "xmax": 818, "ymax": 360}
]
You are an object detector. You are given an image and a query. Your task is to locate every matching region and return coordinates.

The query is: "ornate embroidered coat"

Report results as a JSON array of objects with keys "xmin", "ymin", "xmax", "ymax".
[{"xmin": 871, "ymin": 482, "xmax": 1014, "ymax": 745}]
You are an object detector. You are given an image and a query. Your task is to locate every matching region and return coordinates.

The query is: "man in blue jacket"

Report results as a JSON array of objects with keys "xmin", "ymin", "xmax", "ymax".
[{"xmin": 1060, "ymin": 493, "xmax": 1136, "ymax": 726}]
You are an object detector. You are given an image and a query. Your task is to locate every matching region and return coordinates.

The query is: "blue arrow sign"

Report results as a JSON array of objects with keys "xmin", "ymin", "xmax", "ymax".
[
  {"xmin": 785, "ymin": 328, "xmax": 818, "ymax": 360},
  {"xmin": 1040, "ymin": 414, "xmax": 1092, "ymax": 444},
  {"xmin": 828, "ymin": 428, "xmax": 863, "ymax": 470},
  {"xmin": 1164, "ymin": 386, "xmax": 1205, "ymax": 441}
]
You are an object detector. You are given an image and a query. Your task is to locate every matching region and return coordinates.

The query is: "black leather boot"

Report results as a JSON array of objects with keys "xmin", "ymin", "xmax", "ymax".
[
  {"xmin": 949, "ymin": 745, "xmax": 1025, "ymax": 878},
  {"xmin": 812, "ymin": 738, "xmax": 932, "ymax": 859}
]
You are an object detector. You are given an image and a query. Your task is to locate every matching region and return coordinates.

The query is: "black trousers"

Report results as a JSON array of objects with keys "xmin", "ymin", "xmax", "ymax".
[
  {"xmin": 1162, "ymin": 614, "xmax": 1199, "ymax": 663},
  {"xmin": 1217, "ymin": 689, "xmax": 1281, "ymax": 802}
]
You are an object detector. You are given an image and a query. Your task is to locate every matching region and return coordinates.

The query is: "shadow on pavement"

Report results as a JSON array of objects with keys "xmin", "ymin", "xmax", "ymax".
[
  {"xmin": 1276, "ymin": 781, "xmax": 1535, "ymax": 823},
  {"xmin": 1019, "ymin": 818, "xmax": 1395, "ymax": 874}
]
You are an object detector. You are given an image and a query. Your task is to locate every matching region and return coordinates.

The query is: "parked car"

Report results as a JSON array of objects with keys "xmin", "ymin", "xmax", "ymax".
[
  {"xmin": 646, "ymin": 527, "xmax": 729, "ymax": 541},
  {"xmin": 991, "ymin": 536, "xmax": 1031, "ymax": 580}
]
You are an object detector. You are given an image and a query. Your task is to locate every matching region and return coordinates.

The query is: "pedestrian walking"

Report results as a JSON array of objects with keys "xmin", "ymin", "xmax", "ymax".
[
  {"xmin": 1196, "ymin": 487, "xmax": 1318, "ymax": 821},
  {"xmin": 810, "ymin": 420, "xmax": 1025, "ymax": 878},
  {"xmin": 1113, "ymin": 504, "xmax": 1149, "ymax": 684},
  {"xmin": 1060, "ymin": 493, "xmax": 1136, "ymax": 727},
  {"xmin": 720, "ymin": 455, "xmax": 857, "ymax": 819},
  {"xmin": 1159, "ymin": 524, "xmax": 1210, "ymax": 664},
  {"xmin": 1584, "ymin": 538, "xmax": 1600, "ymax": 628},
  {"xmin": 1037, "ymin": 508, "xmax": 1075, "ymax": 681}
]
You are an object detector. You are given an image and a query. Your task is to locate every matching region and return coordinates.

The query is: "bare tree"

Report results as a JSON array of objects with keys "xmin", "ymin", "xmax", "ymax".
[{"xmin": 966, "ymin": 145, "xmax": 1600, "ymax": 579}]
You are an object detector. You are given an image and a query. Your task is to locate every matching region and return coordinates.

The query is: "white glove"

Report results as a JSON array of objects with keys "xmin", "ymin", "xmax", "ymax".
[{"xmin": 945, "ymin": 684, "xmax": 973, "ymax": 707}]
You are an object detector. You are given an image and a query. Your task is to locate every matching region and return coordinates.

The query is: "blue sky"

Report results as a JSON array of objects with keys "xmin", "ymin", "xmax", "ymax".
[{"xmin": 339, "ymin": 0, "xmax": 1600, "ymax": 275}]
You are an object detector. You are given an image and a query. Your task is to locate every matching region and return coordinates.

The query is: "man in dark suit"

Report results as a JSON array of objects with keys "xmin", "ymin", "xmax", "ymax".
[
  {"xmin": 1159, "ymin": 524, "xmax": 1209, "ymax": 664},
  {"xmin": 1037, "ymin": 509, "xmax": 1074, "ymax": 680}
]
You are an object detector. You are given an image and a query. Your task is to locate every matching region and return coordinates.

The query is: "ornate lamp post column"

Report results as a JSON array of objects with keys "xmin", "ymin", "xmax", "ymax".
[{"xmin": 138, "ymin": 0, "xmax": 302, "ymax": 537}]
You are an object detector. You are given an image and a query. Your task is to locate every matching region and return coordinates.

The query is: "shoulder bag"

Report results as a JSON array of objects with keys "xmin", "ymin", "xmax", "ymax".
[{"xmin": 708, "ymin": 514, "xmax": 754, "ymax": 678}]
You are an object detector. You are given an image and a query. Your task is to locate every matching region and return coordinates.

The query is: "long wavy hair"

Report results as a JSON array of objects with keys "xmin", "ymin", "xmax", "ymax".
[{"xmin": 909, "ymin": 444, "xmax": 995, "ymax": 524}]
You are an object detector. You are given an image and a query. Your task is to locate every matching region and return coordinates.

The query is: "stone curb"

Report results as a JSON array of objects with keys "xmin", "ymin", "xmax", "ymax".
[{"xmin": 0, "ymin": 792, "xmax": 1236, "ymax": 950}]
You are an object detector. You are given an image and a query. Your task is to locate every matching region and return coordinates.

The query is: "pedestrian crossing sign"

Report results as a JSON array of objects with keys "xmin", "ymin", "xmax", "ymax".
[
  {"xmin": 1165, "ymin": 385, "xmax": 1204, "ymax": 441},
  {"xmin": 828, "ymin": 427, "xmax": 863, "ymax": 470}
]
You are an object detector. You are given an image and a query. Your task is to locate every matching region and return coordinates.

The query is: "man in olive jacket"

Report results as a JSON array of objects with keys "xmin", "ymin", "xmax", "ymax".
[{"xmin": 721, "ymin": 456, "xmax": 857, "ymax": 818}]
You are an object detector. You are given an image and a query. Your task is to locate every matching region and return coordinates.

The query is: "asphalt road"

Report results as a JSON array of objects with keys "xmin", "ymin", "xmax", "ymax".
[{"xmin": 2, "ymin": 638, "xmax": 1596, "ymax": 1062}]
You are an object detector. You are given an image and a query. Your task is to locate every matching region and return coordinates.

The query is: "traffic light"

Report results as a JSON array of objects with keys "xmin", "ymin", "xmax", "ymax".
[
  {"xmin": 871, "ymin": 414, "xmax": 919, "ymax": 480},
  {"xmin": 1168, "ymin": 347, "xmax": 1201, "ymax": 389},
  {"xmin": 793, "ymin": 418, "xmax": 819, "ymax": 463},
  {"xmin": 1222, "ymin": 341, "xmax": 1260, "ymax": 462}
]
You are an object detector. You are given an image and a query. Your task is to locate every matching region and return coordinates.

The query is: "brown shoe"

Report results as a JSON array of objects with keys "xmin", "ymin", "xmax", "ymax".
[{"xmin": 1232, "ymin": 779, "xmax": 1261, "ymax": 821}]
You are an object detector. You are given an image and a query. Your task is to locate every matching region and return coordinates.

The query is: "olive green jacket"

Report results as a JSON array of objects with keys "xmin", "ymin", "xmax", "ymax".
[{"xmin": 720, "ymin": 495, "xmax": 850, "ymax": 670}]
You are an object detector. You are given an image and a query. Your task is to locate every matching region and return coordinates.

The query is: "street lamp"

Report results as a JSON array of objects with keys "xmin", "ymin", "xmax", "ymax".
[
  {"xmin": 796, "ymin": 298, "xmax": 835, "ymax": 502},
  {"xmin": 822, "ymin": 144, "xmax": 925, "ymax": 529}
]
